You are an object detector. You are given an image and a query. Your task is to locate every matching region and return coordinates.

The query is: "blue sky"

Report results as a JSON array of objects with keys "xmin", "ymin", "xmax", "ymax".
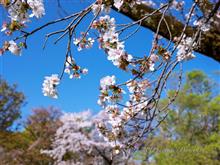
[{"xmin": 0, "ymin": 1, "xmax": 219, "ymax": 119}]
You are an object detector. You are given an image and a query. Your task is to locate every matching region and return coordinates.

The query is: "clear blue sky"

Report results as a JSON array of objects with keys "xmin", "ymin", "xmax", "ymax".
[{"xmin": 0, "ymin": 1, "xmax": 219, "ymax": 118}]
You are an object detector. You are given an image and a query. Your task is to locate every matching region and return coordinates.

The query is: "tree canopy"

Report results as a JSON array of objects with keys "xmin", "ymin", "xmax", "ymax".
[{"xmin": 0, "ymin": 77, "xmax": 25, "ymax": 131}]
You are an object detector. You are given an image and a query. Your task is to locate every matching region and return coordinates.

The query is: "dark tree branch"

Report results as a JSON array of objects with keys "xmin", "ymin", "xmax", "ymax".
[{"xmin": 110, "ymin": 1, "xmax": 220, "ymax": 62}]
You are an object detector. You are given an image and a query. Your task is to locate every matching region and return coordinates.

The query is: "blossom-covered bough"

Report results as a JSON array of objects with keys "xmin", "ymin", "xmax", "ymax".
[{"xmin": 1, "ymin": 0, "xmax": 220, "ymax": 161}]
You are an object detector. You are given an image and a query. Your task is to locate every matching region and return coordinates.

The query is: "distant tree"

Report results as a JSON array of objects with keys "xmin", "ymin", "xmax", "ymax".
[
  {"xmin": 25, "ymin": 107, "xmax": 62, "ymax": 139},
  {"xmin": 0, "ymin": 107, "xmax": 62, "ymax": 165},
  {"xmin": 0, "ymin": 77, "xmax": 25, "ymax": 131},
  {"xmin": 0, "ymin": 130, "xmax": 31, "ymax": 165},
  {"xmin": 135, "ymin": 70, "xmax": 220, "ymax": 165},
  {"xmin": 41, "ymin": 110, "xmax": 136, "ymax": 165},
  {"xmin": 21, "ymin": 107, "xmax": 62, "ymax": 165}
]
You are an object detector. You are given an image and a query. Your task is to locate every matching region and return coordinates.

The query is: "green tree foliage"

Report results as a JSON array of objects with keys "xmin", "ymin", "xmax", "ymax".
[
  {"xmin": 135, "ymin": 70, "xmax": 220, "ymax": 165},
  {"xmin": 0, "ymin": 77, "xmax": 25, "ymax": 131}
]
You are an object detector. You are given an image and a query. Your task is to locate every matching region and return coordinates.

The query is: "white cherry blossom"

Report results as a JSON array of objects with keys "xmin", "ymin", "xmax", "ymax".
[
  {"xmin": 176, "ymin": 36, "xmax": 196, "ymax": 61},
  {"xmin": 8, "ymin": 40, "xmax": 21, "ymax": 55},
  {"xmin": 114, "ymin": 0, "xmax": 124, "ymax": 10},
  {"xmin": 42, "ymin": 74, "xmax": 60, "ymax": 99},
  {"xmin": 100, "ymin": 75, "xmax": 116, "ymax": 91},
  {"xmin": 27, "ymin": 0, "xmax": 45, "ymax": 18},
  {"xmin": 8, "ymin": 0, "xmax": 29, "ymax": 23}
]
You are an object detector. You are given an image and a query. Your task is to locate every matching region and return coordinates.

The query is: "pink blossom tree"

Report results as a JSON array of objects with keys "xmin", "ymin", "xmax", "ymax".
[{"xmin": 41, "ymin": 110, "xmax": 133, "ymax": 164}]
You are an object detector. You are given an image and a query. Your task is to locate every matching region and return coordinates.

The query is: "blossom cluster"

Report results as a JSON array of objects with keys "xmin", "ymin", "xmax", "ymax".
[
  {"xmin": 73, "ymin": 33, "xmax": 95, "ymax": 51},
  {"xmin": 42, "ymin": 74, "xmax": 60, "ymax": 99},
  {"xmin": 64, "ymin": 56, "xmax": 88, "ymax": 79},
  {"xmin": 27, "ymin": 0, "xmax": 45, "ymax": 18},
  {"xmin": 193, "ymin": 18, "xmax": 211, "ymax": 32},
  {"xmin": 148, "ymin": 53, "xmax": 160, "ymax": 71},
  {"xmin": 97, "ymin": 75, "xmax": 125, "ymax": 153},
  {"xmin": 138, "ymin": 0, "xmax": 156, "ymax": 7},
  {"xmin": 0, "ymin": 0, "xmax": 45, "ymax": 56},
  {"xmin": 171, "ymin": 0, "xmax": 185, "ymax": 11},
  {"xmin": 113, "ymin": 0, "xmax": 124, "ymax": 10},
  {"xmin": 1, "ymin": 0, "xmax": 45, "ymax": 34},
  {"xmin": 91, "ymin": 2, "xmax": 110, "ymax": 15},
  {"xmin": 98, "ymin": 75, "xmax": 123, "ymax": 107},
  {"xmin": 97, "ymin": 75, "xmax": 151, "ymax": 153},
  {"xmin": 1, "ymin": 21, "xmax": 24, "ymax": 36},
  {"xmin": 0, "ymin": 40, "xmax": 22, "ymax": 56},
  {"xmin": 41, "ymin": 56, "xmax": 89, "ymax": 99},
  {"xmin": 92, "ymin": 15, "xmax": 133, "ymax": 70},
  {"xmin": 176, "ymin": 35, "xmax": 196, "ymax": 61}
]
